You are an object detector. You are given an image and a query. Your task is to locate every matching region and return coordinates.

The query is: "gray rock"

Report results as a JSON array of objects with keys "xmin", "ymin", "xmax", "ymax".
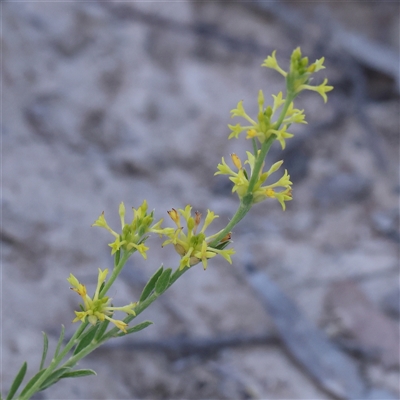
[{"xmin": 313, "ymin": 172, "xmax": 372, "ymax": 207}]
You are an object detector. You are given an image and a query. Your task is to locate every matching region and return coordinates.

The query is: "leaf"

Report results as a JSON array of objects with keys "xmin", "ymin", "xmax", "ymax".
[
  {"xmin": 59, "ymin": 369, "xmax": 97, "ymax": 379},
  {"xmin": 115, "ymin": 320, "xmax": 153, "ymax": 337},
  {"xmin": 139, "ymin": 265, "xmax": 164, "ymax": 301},
  {"xmin": 39, "ymin": 332, "xmax": 49, "ymax": 370},
  {"xmin": 54, "ymin": 325, "xmax": 65, "ymax": 358},
  {"xmin": 214, "ymin": 240, "xmax": 231, "ymax": 251},
  {"xmin": 38, "ymin": 367, "xmax": 71, "ymax": 391},
  {"xmin": 155, "ymin": 268, "xmax": 172, "ymax": 294},
  {"xmin": 19, "ymin": 369, "xmax": 47, "ymax": 398},
  {"xmin": 6, "ymin": 362, "xmax": 27, "ymax": 400},
  {"xmin": 94, "ymin": 318, "xmax": 111, "ymax": 342},
  {"xmin": 73, "ymin": 325, "xmax": 98, "ymax": 355},
  {"xmin": 114, "ymin": 248, "xmax": 120, "ymax": 267}
]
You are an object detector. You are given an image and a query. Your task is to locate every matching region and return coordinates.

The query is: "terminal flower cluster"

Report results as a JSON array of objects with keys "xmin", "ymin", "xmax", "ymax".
[
  {"xmin": 263, "ymin": 47, "xmax": 333, "ymax": 102},
  {"xmin": 161, "ymin": 205, "xmax": 235, "ymax": 270},
  {"xmin": 221, "ymin": 47, "xmax": 332, "ymax": 210},
  {"xmin": 228, "ymin": 47, "xmax": 332, "ymax": 150},
  {"xmin": 67, "ymin": 269, "xmax": 137, "ymax": 333}
]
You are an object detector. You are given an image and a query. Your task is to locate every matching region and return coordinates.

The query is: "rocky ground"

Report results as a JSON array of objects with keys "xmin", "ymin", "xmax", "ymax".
[{"xmin": 2, "ymin": 2, "xmax": 399, "ymax": 399}]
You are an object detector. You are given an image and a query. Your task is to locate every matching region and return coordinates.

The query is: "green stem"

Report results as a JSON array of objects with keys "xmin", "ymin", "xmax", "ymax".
[
  {"xmin": 208, "ymin": 200, "xmax": 251, "ymax": 248},
  {"xmin": 99, "ymin": 251, "xmax": 131, "ymax": 298},
  {"xmin": 209, "ymin": 93, "xmax": 296, "ymax": 248},
  {"xmin": 102, "ymin": 266, "xmax": 188, "ymax": 340},
  {"xmin": 208, "ymin": 137, "xmax": 275, "ymax": 248},
  {"xmin": 17, "ymin": 266, "xmax": 189, "ymax": 400},
  {"xmin": 17, "ymin": 322, "xmax": 89, "ymax": 400},
  {"xmin": 246, "ymin": 135, "xmax": 276, "ymax": 194},
  {"xmin": 275, "ymin": 92, "xmax": 295, "ymax": 128}
]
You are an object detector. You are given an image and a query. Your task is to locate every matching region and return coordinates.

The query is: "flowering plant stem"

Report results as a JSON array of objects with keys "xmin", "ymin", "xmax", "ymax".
[
  {"xmin": 16, "ymin": 321, "xmax": 89, "ymax": 400},
  {"xmin": 99, "ymin": 251, "xmax": 131, "ymax": 297},
  {"xmin": 17, "ymin": 260, "xmax": 188, "ymax": 400},
  {"xmin": 208, "ymin": 136, "xmax": 274, "ymax": 247},
  {"xmin": 210, "ymin": 93, "xmax": 294, "ymax": 247},
  {"xmin": 5, "ymin": 48, "xmax": 332, "ymax": 400}
]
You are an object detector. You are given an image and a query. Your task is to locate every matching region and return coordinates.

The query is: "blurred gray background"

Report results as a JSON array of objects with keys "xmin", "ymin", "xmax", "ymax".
[{"xmin": 2, "ymin": 2, "xmax": 399, "ymax": 399}]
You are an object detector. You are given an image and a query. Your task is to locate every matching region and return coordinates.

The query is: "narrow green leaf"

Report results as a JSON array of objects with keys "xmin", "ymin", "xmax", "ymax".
[
  {"xmin": 54, "ymin": 325, "xmax": 65, "ymax": 358},
  {"xmin": 38, "ymin": 367, "xmax": 71, "ymax": 391},
  {"xmin": 59, "ymin": 369, "xmax": 97, "ymax": 379},
  {"xmin": 214, "ymin": 240, "xmax": 231, "ymax": 250},
  {"xmin": 39, "ymin": 332, "xmax": 49, "ymax": 371},
  {"xmin": 155, "ymin": 268, "xmax": 172, "ymax": 294},
  {"xmin": 19, "ymin": 369, "xmax": 47, "ymax": 397},
  {"xmin": 6, "ymin": 361, "xmax": 27, "ymax": 400},
  {"xmin": 94, "ymin": 318, "xmax": 111, "ymax": 342},
  {"xmin": 114, "ymin": 248, "xmax": 120, "ymax": 267},
  {"xmin": 115, "ymin": 321, "xmax": 153, "ymax": 337},
  {"xmin": 139, "ymin": 265, "xmax": 164, "ymax": 301},
  {"xmin": 98, "ymin": 281, "xmax": 106, "ymax": 295},
  {"xmin": 73, "ymin": 325, "xmax": 98, "ymax": 355}
]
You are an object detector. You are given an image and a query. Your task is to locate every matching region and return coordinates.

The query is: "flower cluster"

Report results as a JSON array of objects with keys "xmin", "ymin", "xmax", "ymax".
[
  {"xmin": 68, "ymin": 269, "xmax": 137, "ymax": 333},
  {"xmin": 215, "ymin": 152, "xmax": 292, "ymax": 209},
  {"xmin": 228, "ymin": 47, "xmax": 332, "ymax": 150},
  {"xmin": 220, "ymin": 47, "xmax": 333, "ymax": 210},
  {"xmin": 228, "ymin": 90, "xmax": 306, "ymax": 150},
  {"xmin": 263, "ymin": 47, "xmax": 333, "ymax": 102},
  {"xmin": 92, "ymin": 201, "xmax": 164, "ymax": 258},
  {"xmin": 161, "ymin": 205, "xmax": 235, "ymax": 270}
]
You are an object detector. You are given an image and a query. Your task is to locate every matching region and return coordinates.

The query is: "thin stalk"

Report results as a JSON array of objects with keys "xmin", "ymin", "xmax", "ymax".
[
  {"xmin": 17, "ymin": 265, "xmax": 186, "ymax": 400},
  {"xmin": 20, "ymin": 265, "xmax": 191, "ymax": 398},
  {"xmin": 275, "ymin": 92, "xmax": 295, "ymax": 128},
  {"xmin": 246, "ymin": 135, "xmax": 275, "ymax": 194},
  {"xmin": 18, "ymin": 321, "xmax": 89, "ymax": 400},
  {"xmin": 209, "ymin": 93, "xmax": 296, "ymax": 247},
  {"xmin": 99, "ymin": 251, "xmax": 131, "ymax": 298},
  {"xmin": 208, "ymin": 200, "xmax": 251, "ymax": 248}
]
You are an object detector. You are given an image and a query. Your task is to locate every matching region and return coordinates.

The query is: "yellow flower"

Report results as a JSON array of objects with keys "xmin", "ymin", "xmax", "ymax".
[
  {"xmin": 93, "ymin": 200, "xmax": 164, "ymax": 258},
  {"xmin": 161, "ymin": 206, "xmax": 235, "ymax": 270},
  {"xmin": 215, "ymin": 152, "xmax": 293, "ymax": 210},
  {"xmin": 262, "ymin": 50, "xmax": 287, "ymax": 77},
  {"xmin": 126, "ymin": 242, "xmax": 149, "ymax": 259},
  {"xmin": 67, "ymin": 269, "xmax": 137, "ymax": 333},
  {"xmin": 231, "ymin": 153, "xmax": 242, "ymax": 170},
  {"xmin": 269, "ymin": 125, "xmax": 294, "ymax": 150},
  {"xmin": 108, "ymin": 236, "xmax": 126, "ymax": 255},
  {"xmin": 265, "ymin": 187, "xmax": 293, "ymax": 211},
  {"xmin": 297, "ymin": 79, "xmax": 334, "ymax": 103},
  {"xmin": 260, "ymin": 170, "xmax": 293, "ymax": 209},
  {"xmin": 272, "ymin": 91, "xmax": 285, "ymax": 113},
  {"xmin": 167, "ymin": 208, "xmax": 181, "ymax": 227},
  {"xmin": 92, "ymin": 212, "xmax": 118, "ymax": 238}
]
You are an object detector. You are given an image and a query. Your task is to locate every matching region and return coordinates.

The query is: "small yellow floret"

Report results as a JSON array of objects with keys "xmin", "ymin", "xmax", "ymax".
[{"xmin": 231, "ymin": 153, "xmax": 242, "ymax": 170}]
